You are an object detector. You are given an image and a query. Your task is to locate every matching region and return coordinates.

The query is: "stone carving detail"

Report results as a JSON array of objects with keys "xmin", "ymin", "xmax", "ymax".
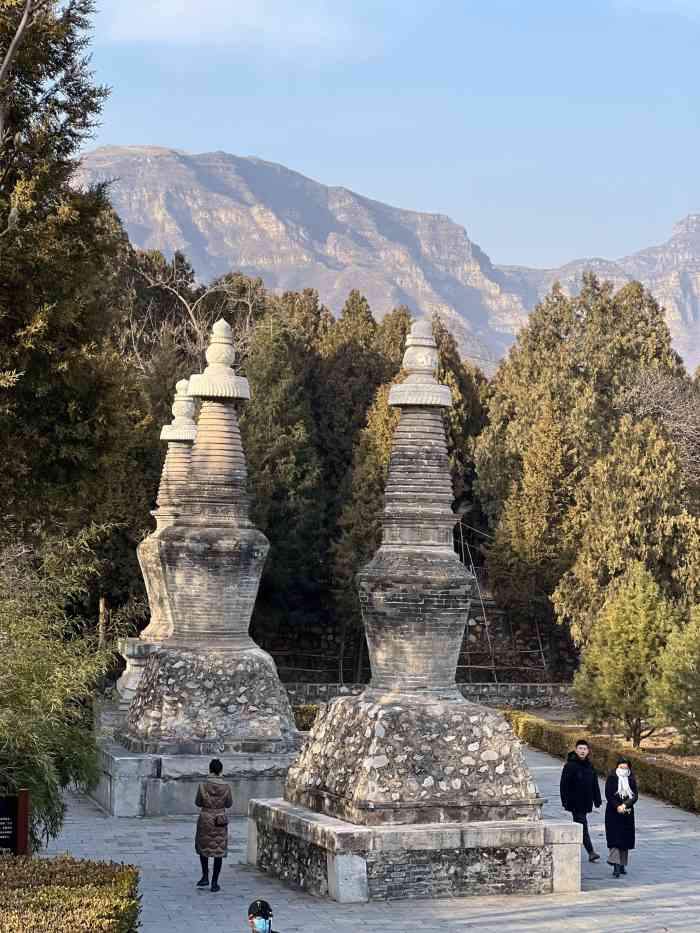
[
  {"xmin": 121, "ymin": 320, "xmax": 297, "ymax": 754},
  {"xmin": 285, "ymin": 319, "xmax": 542, "ymax": 824}
]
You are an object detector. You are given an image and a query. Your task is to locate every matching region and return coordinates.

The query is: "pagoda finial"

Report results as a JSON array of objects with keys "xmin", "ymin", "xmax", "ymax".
[
  {"xmin": 388, "ymin": 319, "xmax": 452, "ymax": 408},
  {"xmin": 160, "ymin": 379, "xmax": 196, "ymax": 443},
  {"xmin": 188, "ymin": 318, "xmax": 250, "ymax": 400}
]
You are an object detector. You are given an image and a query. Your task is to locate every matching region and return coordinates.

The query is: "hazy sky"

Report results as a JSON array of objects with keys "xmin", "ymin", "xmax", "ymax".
[{"xmin": 90, "ymin": 0, "xmax": 700, "ymax": 267}]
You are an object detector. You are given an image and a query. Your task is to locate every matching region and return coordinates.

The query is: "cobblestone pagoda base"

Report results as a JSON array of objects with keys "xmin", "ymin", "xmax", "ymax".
[
  {"xmin": 90, "ymin": 743, "xmax": 297, "ymax": 817},
  {"xmin": 119, "ymin": 644, "xmax": 298, "ymax": 756},
  {"xmin": 247, "ymin": 799, "xmax": 581, "ymax": 903},
  {"xmin": 285, "ymin": 692, "xmax": 543, "ymax": 825}
]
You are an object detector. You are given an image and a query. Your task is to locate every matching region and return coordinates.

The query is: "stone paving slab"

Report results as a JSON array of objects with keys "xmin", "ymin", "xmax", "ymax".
[{"xmin": 45, "ymin": 748, "xmax": 700, "ymax": 932}]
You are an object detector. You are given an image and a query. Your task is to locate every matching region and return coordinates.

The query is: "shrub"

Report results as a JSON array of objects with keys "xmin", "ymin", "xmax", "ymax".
[
  {"xmin": 651, "ymin": 605, "xmax": 700, "ymax": 748},
  {"xmin": 0, "ymin": 530, "xmax": 123, "ymax": 846},
  {"xmin": 0, "ymin": 855, "xmax": 140, "ymax": 933},
  {"xmin": 572, "ymin": 564, "xmax": 679, "ymax": 746},
  {"xmin": 293, "ymin": 704, "xmax": 320, "ymax": 731},
  {"xmin": 504, "ymin": 710, "xmax": 700, "ymax": 814}
]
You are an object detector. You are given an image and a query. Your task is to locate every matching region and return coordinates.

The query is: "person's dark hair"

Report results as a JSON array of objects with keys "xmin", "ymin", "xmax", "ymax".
[
  {"xmin": 575, "ymin": 739, "xmax": 590, "ymax": 749},
  {"xmin": 616, "ymin": 756, "xmax": 632, "ymax": 767},
  {"xmin": 209, "ymin": 758, "xmax": 223, "ymax": 775},
  {"xmin": 248, "ymin": 898, "xmax": 273, "ymax": 919}
]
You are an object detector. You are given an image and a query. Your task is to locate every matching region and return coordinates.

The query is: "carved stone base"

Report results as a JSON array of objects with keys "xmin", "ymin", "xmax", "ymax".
[
  {"xmin": 91, "ymin": 743, "xmax": 297, "ymax": 817},
  {"xmin": 285, "ymin": 692, "xmax": 542, "ymax": 825},
  {"xmin": 247, "ymin": 799, "xmax": 581, "ymax": 902},
  {"xmin": 119, "ymin": 645, "xmax": 298, "ymax": 755}
]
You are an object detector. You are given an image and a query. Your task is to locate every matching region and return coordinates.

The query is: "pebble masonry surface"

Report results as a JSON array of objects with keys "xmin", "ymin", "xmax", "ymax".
[{"xmin": 44, "ymin": 747, "xmax": 700, "ymax": 932}]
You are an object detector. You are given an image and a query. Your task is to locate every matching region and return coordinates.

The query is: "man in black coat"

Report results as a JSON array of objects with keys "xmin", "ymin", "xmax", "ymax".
[{"xmin": 560, "ymin": 738, "xmax": 602, "ymax": 861}]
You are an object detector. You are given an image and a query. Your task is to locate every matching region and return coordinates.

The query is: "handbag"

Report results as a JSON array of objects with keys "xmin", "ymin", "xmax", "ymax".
[{"xmin": 214, "ymin": 813, "xmax": 229, "ymax": 827}]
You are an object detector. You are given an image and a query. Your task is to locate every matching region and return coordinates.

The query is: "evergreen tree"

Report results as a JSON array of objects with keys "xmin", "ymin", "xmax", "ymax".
[
  {"xmin": 316, "ymin": 290, "xmax": 387, "ymax": 556},
  {"xmin": 273, "ymin": 288, "xmax": 334, "ymax": 354},
  {"xmin": 375, "ymin": 305, "xmax": 412, "ymax": 377},
  {"xmin": 0, "ymin": 528, "xmax": 123, "ymax": 844},
  {"xmin": 487, "ymin": 397, "xmax": 573, "ymax": 620},
  {"xmin": 553, "ymin": 415, "xmax": 700, "ymax": 644},
  {"xmin": 651, "ymin": 605, "xmax": 700, "ymax": 748},
  {"xmin": 475, "ymin": 275, "xmax": 687, "ymax": 646},
  {"xmin": 0, "ymin": 0, "xmax": 157, "ymax": 610},
  {"xmin": 240, "ymin": 307, "xmax": 325, "ymax": 635},
  {"xmin": 573, "ymin": 564, "xmax": 679, "ymax": 746}
]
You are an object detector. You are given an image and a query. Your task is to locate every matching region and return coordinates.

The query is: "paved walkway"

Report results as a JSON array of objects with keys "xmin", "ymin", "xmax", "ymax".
[{"xmin": 46, "ymin": 748, "xmax": 700, "ymax": 932}]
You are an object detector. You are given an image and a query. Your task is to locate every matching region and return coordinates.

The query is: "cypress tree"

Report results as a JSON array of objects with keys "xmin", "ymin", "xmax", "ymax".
[
  {"xmin": 240, "ymin": 307, "xmax": 325, "ymax": 636},
  {"xmin": 475, "ymin": 275, "xmax": 688, "ymax": 647}
]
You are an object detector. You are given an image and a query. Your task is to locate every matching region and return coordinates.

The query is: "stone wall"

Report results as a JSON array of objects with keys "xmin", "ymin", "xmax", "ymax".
[
  {"xmin": 285, "ymin": 682, "xmax": 574, "ymax": 710},
  {"xmin": 255, "ymin": 822, "xmax": 329, "ymax": 897},
  {"xmin": 254, "ymin": 821, "xmax": 553, "ymax": 900},
  {"xmin": 366, "ymin": 845, "xmax": 553, "ymax": 900}
]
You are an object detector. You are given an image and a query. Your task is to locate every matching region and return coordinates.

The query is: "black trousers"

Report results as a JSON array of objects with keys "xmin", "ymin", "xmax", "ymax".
[
  {"xmin": 199, "ymin": 855, "xmax": 222, "ymax": 883},
  {"xmin": 571, "ymin": 812, "xmax": 593, "ymax": 854}
]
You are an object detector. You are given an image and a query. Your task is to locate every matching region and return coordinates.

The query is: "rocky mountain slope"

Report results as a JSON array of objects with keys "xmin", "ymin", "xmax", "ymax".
[
  {"xmin": 77, "ymin": 146, "xmax": 699, "ymax": 371},
  {"xmin": 500, "ymin": 214, "xmax": 700, "ymax": 369}
]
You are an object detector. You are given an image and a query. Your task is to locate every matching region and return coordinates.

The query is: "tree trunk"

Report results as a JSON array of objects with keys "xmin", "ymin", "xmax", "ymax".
[
  {"xmin": 631, "ymin": 719, "xmax": 642, "ymax": 748},
  {"xmin": 98, "ymin": 595, "xmax": 109, "ymax": 648}
]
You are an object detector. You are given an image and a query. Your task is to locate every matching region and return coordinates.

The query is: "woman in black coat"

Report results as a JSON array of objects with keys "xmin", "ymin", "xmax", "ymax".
[{"xmin": 605, "ymin": 756, "xmax": 638, "ymax": 878}]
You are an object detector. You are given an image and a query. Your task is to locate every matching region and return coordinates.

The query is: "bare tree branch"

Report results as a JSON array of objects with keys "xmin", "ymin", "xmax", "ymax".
[{"xmin": 617, "ymin": 370, "xmax": 700, "ymax": 486}]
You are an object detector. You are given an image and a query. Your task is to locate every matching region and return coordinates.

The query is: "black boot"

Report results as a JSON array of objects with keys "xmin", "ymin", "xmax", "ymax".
[
  {"xmin": 612, "ymin": 865, "xmax": 621, "ymax": 878},
  {"xmin": 196, "ymin": 876, "xmax": 209, "ymax": 887},
  {"xmin": 619, "ymin": 866, "xmax": 627, "ymax": 875}
]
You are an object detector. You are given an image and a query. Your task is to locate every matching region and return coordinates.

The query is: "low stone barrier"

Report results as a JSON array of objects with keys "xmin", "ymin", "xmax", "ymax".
[{"xmin": 284, "ymin": 682, "xmax": 574, "ymax": 710}]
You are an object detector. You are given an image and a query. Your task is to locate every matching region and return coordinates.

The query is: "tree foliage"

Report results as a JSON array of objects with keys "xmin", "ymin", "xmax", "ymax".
[
  {"xmin": 240, "ymin": 305, "xmax": 325, "ymax": 633},
  {"xmin": 475, "ymin": 275, "xmax": 690, "ymax": 647},
  {"xmin": 573, "ymin": 564, "xmax": 680, "ymax": 747},
  {"xmin": 553, "ymin": 415, "xmax": 700, "ymax": 644},
  {"xmin": 651, "ymin": 605, "xmax": 700, "ymax": 749},
  {"xmin": 0, "ymin": 528, "xmax": 123, "ymax": 846}
]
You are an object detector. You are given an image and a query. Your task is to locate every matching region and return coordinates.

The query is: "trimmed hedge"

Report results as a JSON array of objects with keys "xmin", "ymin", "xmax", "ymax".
[
  {"xmin": 293, "ymin": 703, "xmax": 320, "ymax": 731},
  {"xmin": 0, "ymin": 855, "xmax": 140, "ymax": 933},
  {"xmin": 504, "ymin": 710, "xmax": 700, "ymax": 814}
]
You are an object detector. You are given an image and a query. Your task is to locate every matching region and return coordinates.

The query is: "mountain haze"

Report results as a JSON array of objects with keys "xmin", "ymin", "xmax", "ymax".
[{"xmin": 78, "ymin": 146, "xmax": 700, "ymax": 371}]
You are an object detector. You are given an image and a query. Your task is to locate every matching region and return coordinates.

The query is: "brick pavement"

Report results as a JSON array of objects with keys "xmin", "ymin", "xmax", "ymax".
[{"xmin": 45, "ymin": 748, "xmax": 700, "ymax": 932}]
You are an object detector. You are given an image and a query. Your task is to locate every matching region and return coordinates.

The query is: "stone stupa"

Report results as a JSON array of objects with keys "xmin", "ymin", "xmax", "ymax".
[
  {"xmin": 93, "ymin": 321, "xmax": 299, "ymax": 817},
  {"xmin": 247, "ymin": 320, "xmax": 580, "ymax": 901},
  {"xmin": 114, "ymin": 378, "xmax": 198, "ymax": 713}
]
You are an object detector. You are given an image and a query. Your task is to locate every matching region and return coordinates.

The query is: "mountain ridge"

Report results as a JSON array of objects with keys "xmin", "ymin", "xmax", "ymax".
[{"xmin": 77, "ymin": 146, "xmax": 700, "ymax": 371}]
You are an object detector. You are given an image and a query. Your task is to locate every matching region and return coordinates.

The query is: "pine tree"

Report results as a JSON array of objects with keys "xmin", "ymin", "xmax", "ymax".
[
  {"xmin": 573, "ymin": 564, "xmax": 680, "ymax": 746},
  {"xmin": 0, "ymin": 1, "xmax": 158, "ymax": 611},
  {"xmin": 475, "ymin": 275, "xmax": 688, "ymax": 647},
  {"xmin": 240, "ymin": 308, "xmax": 325, "ymax": 635},
  {"xmin": 487, "ymin": 398, "xmax": 574, "ymax": 619},
  {"xmin": 316, "ymin": 291, "xmax": 387, "ymax": 555},
  {"xmin": 374, "ymin": 305, "xmax": 412, "ymax": 378},
  {"xmin": 651, "ymin": 605, "xmax": 700, "ymax": 748},
  {"xmin": 553, "ymin": 415, "xmax": 700, "ymax": 644}
]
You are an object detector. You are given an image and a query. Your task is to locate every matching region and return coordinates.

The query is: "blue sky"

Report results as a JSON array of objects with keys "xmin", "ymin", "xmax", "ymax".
[{"xmin": 90, "ymin": 0, "xmax": 700, "ymax": 267}]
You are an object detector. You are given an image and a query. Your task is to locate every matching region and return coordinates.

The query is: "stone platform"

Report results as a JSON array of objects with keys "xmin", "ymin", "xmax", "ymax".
[
  {"xmin": 247, "ymin": 798, "xmax": 581, "ymax": 903},
  {"xmin": 92, "ymin": 744, "xmax": 296, "ymax": 818}
]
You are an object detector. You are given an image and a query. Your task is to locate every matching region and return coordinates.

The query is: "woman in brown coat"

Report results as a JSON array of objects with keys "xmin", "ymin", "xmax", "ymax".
[{"xmin": 195, "ymin": 759, "xmax": 233, "ymax": 892}]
